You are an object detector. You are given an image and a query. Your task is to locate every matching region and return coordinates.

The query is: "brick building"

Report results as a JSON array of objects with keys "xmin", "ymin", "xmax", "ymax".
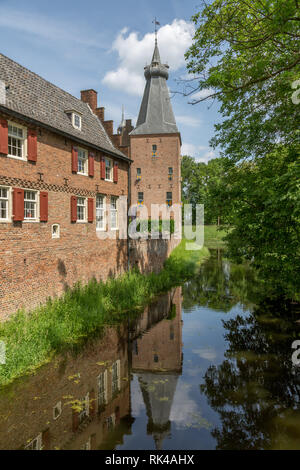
[
  {"xmin": 129, "ymin": 39, "xmax": 181, "ymax": 217},
  {"xmin": 0, "ymin": 39, "xmax": 181, "ymax": 319},
  {"xmin": 0, "ymin": 54, "xmax": 131, "ymax": 319}
]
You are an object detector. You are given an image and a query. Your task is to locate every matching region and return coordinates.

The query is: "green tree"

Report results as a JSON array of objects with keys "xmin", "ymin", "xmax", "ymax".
[{"xmin": 185, "ymin": 0, "xmax": 300, "ymax": 160}]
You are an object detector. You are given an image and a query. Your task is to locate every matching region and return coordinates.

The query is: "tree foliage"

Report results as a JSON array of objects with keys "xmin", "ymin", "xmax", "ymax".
[{"xmin": 185, "ymin": 0, "xmax": 300, "ymax": 160}]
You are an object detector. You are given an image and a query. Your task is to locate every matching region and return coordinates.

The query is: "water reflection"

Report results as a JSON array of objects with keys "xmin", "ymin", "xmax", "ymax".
[{"xmin": 0, "ymin": 250, "xmax": 300, "ymax": 449}]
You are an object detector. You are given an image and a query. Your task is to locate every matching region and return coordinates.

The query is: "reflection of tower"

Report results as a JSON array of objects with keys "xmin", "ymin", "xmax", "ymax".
[{"xmin": 131, "ymin": 287, "xmax": 182, "ymax": 449}]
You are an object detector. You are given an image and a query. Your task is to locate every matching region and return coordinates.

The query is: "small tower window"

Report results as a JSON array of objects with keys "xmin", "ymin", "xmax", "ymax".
[
  {"xmin": 168, "ymin": 167, "xmax": 173, "ymax": 180},
  {"xmin": 166, "ymin": 192, "xmax": 172, "ymax": 207},
  {"xmin": 152, "ymin": 144, "xmax": 157, "ymax": 157},
  {"xmin": 137, "ymin": 168, "xmax": 141, "ymax": 180},
  {"xmin": 138, "ymin": 192, "xmax": 144, "ymax": 206}
]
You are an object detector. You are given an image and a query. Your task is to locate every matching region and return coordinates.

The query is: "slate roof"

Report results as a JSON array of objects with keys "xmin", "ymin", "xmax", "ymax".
[
  {"xmin": 0, "ymin": 53, "xmax": 128, "ymax": 160},
  {"xmin": 130, "ymin": 42, "xmax": 179, "ymax": 137}
]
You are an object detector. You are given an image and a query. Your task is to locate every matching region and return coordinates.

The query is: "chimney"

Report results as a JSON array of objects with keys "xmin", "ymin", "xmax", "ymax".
[
  {"xmin": 103, "ymin": 120, "xmax": 113, "ymax": 137},
  {"xmin": 95, "ymin": 107, "xmax": 105, "ymax": 122},
  {"xmin": 80, "ymin": 89, "xmax": 97, "ymax": 113}
]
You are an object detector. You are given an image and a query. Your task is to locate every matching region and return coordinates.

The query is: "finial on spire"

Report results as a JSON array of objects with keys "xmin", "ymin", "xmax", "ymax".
[{"xmin": 152, "ymin": 17, "xmax": 160, "ymax": 45}]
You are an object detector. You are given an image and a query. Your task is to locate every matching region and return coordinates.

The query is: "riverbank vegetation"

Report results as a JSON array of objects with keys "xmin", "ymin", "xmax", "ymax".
[
  {"xmin": 0, "ymin": 233, "xmax": 213, "ymax": 386},
  {"xmin": 182, "ymin": 0, "xmax": 299, "ymax": 301}
]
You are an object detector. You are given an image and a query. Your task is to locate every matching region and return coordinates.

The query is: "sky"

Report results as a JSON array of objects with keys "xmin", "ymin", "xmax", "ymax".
[{"xmin": 0, "ymin": 0, "xmax": 221, "ymax": 163}]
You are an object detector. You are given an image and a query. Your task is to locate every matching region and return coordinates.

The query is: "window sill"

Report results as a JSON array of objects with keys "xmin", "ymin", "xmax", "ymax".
[
  {"xmin": 77, "ymin": 172, "xmax": 88, "ymax": 177},
  {"xmin": 76, "ymin": 220, "xmax": 87, "ymax": 224},
  {"xmin": 0, "ymin": 219, "xmax": 11, "ymax": 223},
  {"xmin": 23, "ymin": 220, "xmax": 40, "ymax": 223},
  {"xmin": 105, "ymin": 179, "xmax": 113, "ymax": 182},
  {"xmin": 7, "ymin": 154, "xmax": 27, "ymax": 162},
  {"xmin": 96, "ymin": 228, "xmax": 106, "ymax": 232}
]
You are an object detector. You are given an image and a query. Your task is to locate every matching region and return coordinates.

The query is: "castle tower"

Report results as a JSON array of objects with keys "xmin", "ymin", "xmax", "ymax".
[{"xmin": 130, "ymin": 38, "xmax": 181, "ymax": 217}]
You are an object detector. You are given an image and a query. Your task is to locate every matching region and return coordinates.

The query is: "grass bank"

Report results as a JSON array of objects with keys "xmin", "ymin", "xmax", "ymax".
[{"xmin": 0, "ymin": 237, "xmax": 210, "ymax": 386}]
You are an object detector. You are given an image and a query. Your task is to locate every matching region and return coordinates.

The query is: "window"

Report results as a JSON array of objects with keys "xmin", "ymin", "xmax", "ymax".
[
  {"xmin": 106, "ymin": 414, "xmax": 116, "ymax": 431},
  {"xmin": 24, "ymin": 190, "xmax": 38, "ymax": 220},
  {"xmin": 154, "ymin": 354, "xmax": 159, "ymax": 363},
  {"xmin": 111, "ymin": 360, "xmax": 120, "ymax": 395},
  {"xmin": 8, "ymin": 122, "xmax": 26, "ymax": 159},
  {"xmin": 52, "ymin": 224, "xmax": 60, "ymax": 239},
  {"xmin": 77, "ymin": 197, "xmax": 87, "ymax": 222},
  {"xmin": 96, "ymin": 195, "xmax": 106, "ymax": 231},
  {"xmin": 105, "ymin": 158, "xmax": 113, "ymax": 181},
  {"xmin": 0, "ymin": 187, "xmax": 9, "ymax": 221},
  {"xmin": 138, "ymin": 192, "xmax": 144, "ymax": 206},
  {"xmin": 98, "ymin": 370, "xmax": 108, "ymax": 408},
  {"xmin": 152, "ymin": 144, "xmax": 157, "ymax": 157},
  {"xmin": 53, "ymin": 401, "xmax": 62, "ymax": 420},
  {"xmin": 110, "ymin": 196, "xmax": 118, "ymax": 230},
  {"xmin": 73, "ymin": 113, "xmax": 81, "ymax": 130},
  {"xmin": 166, "ymin": 192, "xmax": 172, "ymax": 207},
  {"xmin": 25, "ymin": 433, "xmax": 42, "ymax": 450},
  {"xmin": 78, "ymin": 148, "xmax": 87, "ymax": 174},
  {"xmin": 168, "ymin": 167, "xmax": 173, "ymax": 180},
  {"xmin": 136, "ymin": 168, "xmax": 141, "ymax": 180},
  {"xmin": 78, "ymin": 393, "xmax": 89, "ymax": 424}
]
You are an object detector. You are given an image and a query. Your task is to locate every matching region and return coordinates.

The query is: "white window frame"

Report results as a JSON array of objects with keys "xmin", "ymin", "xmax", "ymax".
[
  {"xmin": 96, "ymin": 194, "xmax": 106, "ymax": 231},
  {"xmin": 110, "ymin": 196, "xmax": 118, "ymax": 230},
  {"xmin": 77, "ymin": 197, "xmax": 87, "ymax": 223},
  {"xmin": 105, "ymin": 158, "xmax": 113, "ymax": 182},
  {"xmin": 97, "ymin": 370, "xmax": 108, "ymax": 408},
  {"xmin": 24, "ymin": 189, "xmax": 39, "ymax": 222},
  {"xmin": 77, "ymin": 147, "xmax": 88, "ymax": 175},
  {"xmin": 7, "ymin": 121, "xmax": 27, "ymax": 161},
  {"xmin": 25, "ymin": 433, "xmax": 42, "ymax": 450},
  {"xmin": 0, "ymin": 186, "xmax": 11, "ymax": 222},
  {"xmin": 52, "ymin": 224, "xmax": 60, "ymax": 239},
  {"xmin": 111, "ymin": 359, "xmax": 121, "ymax": 395},
  {"xmin": 53, "ymin": 401, "xmax": 62, "ymax": 420},
  {"xmin": 72, "ymin": 113, "xmax": 82, "ymax": 130}
]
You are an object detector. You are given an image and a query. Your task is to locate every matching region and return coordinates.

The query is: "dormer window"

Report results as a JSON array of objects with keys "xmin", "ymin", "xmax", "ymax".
[
  {"xmin": 65, "ymin": 110, "xmax": 82, "ymax": 130},
  {"xmin": 73, "ymin": 113, "xmax": 81, "ymax": 130}
]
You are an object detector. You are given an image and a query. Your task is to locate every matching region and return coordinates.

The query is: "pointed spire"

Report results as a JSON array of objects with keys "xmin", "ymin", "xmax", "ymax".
[{"xmin": 151, "ymin": 42, "xmax": 161, "ymax": 64}]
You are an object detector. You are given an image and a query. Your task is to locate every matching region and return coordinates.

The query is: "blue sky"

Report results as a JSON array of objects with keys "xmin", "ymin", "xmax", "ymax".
[{"xmin": 0, "ymin": 0, "xmax": 221, "ymax": 162}]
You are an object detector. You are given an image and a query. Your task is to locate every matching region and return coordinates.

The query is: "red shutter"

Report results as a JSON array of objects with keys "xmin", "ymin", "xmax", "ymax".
[
  {"xmin": 72, "ymin": 409, "xmax": 79, "ymax": 433},
  {"xmin": 40, "ymin": 191, "xmax": 48, "ymax": 222},
  {"xmin": 72, "ymin": 147, "xmax": 78, "ymax": 173},
  {"xmin": 13, "ymin": 188, "xmax": 24, "ymax": 221},
  {"xmin": 88, "ymin": 153, "xmax": 95, "ymax": 177},
  {"xmin": 71, "ymin": 196, "xmax": 77, "ymax": 222},
  {"xmin": 42, "ymin": 429, "xmax": 51, "ymax": 450},
  {"xmin": 88, "ymin": 198, "xmax": 94, "ymax": 222},
  {"xmin": 0, "ymin": 119, "xmax": 8, "ymax": 155},
  {"xmin": 27, "ymin": 129, "xmax": 37, "ymax": 162},
  {"xmin": 113, "ymin": 162, "xmax": 118, "ymax": 183},
  {"xmin": 100, "ymin": 157, "xmax": 105, "ymax": 179}
]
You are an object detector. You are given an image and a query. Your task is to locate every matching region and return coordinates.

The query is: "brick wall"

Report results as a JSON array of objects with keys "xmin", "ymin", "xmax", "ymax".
[
  {"xmin": 130, "ymin": 133, "xmax": 181, "ymax": 215},
  {"xmin": 0, "ymin": 112, "xmax": 129, "ymax": 319},
  {"xmin": 0, "ymin": 324, "xmax": 131, "ymax": 450},
  {"xmin": 129, "ymin": 234, "xmax": 181, "ymax": 274}
]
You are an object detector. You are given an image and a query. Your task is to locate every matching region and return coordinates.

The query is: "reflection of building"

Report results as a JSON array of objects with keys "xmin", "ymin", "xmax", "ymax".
[
  {"xmin": 130, "ymin": 287, "xmax": 182, "ymax": 449},
  {"xmin": 0, "ymin": 324, "xmax": 132, "ymax": 450}
]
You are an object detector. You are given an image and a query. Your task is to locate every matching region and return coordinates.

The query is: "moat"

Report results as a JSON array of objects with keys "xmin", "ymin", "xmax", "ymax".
[{"xmin": 0, "ymin": 250, "xmax": 300, "ymax": 450}]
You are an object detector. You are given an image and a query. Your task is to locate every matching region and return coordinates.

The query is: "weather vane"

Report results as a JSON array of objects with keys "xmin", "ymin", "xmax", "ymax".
[{"xmin": 152, "ymin": 17, "xmax": 160, "ymax": 44}]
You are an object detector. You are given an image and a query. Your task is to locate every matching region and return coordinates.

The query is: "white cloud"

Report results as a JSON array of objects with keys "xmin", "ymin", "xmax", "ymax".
[
  {"xmin": 192, "ymin": 348, "xmax": 217, "ymax": 361},
  {"xmin": 103, "ymin": 19, "xmax": 195, "ymax": 96},
  {"xmin": 181, "ymin": 143, "xmax": 216, "ymax": 163},
  {"xmin": 176, "ymin": 115, "xmax": 202, "ymax": 128}
]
